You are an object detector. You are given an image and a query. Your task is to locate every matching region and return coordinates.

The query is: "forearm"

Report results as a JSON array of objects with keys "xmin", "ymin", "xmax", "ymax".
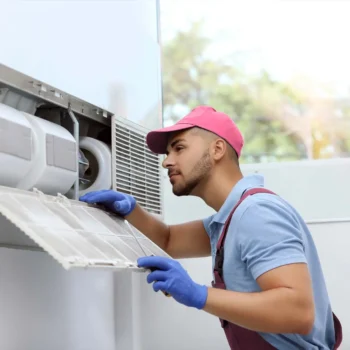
[
  {"xmin": 203, "ymin": 287, "xmax": 314, "ymax": 335},
  {"xmin": 125, "ymin": 204, "xmax": 170, "ymax": 251}
]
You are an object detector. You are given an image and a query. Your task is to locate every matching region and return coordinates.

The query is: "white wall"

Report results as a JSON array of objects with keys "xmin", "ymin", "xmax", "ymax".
[
  {"xmin": 242, "ymin": 158, "xmax": 350, "ymax": 219},
  {"xmin": 0, "ymin": 247, "xmax": 116, "ymax": 350},
  {"xmin": 0, "ymin": 0, "xmax": 162, "ymax": 130}
]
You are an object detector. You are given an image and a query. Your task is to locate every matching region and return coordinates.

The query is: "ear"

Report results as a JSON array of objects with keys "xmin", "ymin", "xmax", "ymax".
[{"xmin": 212, "ymin": 139, "xmax": 226, "ymax": 161}]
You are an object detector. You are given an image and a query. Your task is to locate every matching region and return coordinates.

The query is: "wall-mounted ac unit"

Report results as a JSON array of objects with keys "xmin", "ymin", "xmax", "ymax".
[{"xmin": 0, "ymin": 63, "xmax": 166, "ymax": 270}]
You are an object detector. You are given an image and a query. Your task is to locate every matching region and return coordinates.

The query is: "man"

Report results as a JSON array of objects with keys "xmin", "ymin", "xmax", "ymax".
[{"xmin": 80, "ymin": 106, "xmax": 341, "ymax": 349}]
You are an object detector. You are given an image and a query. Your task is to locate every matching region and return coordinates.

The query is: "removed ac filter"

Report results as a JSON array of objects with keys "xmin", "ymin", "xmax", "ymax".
[
  {"xmin": 77, "ymin": 137, "xmax": 112, "ymax": 196},
  {"xmin": 11, "ymin": 107, "xmax": 78, "ymax": 195},
  {"xmin": 0, "ymin": 103, "xmax": 34, "ymax": 188}
]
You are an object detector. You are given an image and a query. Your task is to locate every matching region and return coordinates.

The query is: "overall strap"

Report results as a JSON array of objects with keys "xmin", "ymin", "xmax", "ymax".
[{"xmin": 216, "ymin": 188, "xmax": 276, "ymax": 251}]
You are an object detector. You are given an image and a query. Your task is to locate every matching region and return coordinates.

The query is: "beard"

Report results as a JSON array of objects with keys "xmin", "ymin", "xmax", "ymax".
[{"xmin": 172, "ymin": 149, "xmax": 212, "ymax": 196}]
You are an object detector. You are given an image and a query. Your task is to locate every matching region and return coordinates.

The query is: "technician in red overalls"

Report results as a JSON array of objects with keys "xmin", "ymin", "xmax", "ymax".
[{"xmin": 80, "ymin": 106, "xmax": 342, "ymax": 349}]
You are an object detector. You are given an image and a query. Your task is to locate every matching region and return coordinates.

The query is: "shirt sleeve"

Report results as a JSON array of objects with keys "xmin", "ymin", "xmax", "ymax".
[{"xmin": 237, "ymin": 199, "xmax": 307, "ymax": 280}]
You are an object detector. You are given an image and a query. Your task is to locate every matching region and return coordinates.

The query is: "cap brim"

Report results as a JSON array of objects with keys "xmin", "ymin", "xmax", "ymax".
[{"xmin": 146, "ymin": 123, "xmax": 194, "ymax": 154}]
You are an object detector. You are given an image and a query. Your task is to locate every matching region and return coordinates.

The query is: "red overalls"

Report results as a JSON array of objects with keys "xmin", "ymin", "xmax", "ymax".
[{"xmin": 212, "ymin": 188, "xmax": 343, "ymax": 350}]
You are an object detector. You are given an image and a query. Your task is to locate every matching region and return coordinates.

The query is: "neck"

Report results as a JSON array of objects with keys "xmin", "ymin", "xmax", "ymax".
[{"xmin": 194, "ymin": 166, "xmax": 243, "ymax": 212}]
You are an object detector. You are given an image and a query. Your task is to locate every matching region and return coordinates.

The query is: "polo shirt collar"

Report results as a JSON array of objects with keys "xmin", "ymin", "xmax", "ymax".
[{"xmin": 212, "ymin": 174, "xmax": 265, "ymax": 225}]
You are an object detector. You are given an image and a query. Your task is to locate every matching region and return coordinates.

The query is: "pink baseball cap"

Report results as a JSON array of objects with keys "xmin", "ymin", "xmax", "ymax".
[{"xmin": 146, "ymin": 106, "xmax": 244, "ymax": 157}]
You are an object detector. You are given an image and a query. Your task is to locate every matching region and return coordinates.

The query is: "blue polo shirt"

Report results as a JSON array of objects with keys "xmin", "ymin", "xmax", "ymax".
[{"xmin": 203, "ymin": 174, "xmax": 336, "ymax": 350}]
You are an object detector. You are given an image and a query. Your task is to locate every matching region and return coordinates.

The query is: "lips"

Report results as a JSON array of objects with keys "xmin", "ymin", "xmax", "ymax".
[
  {"xmin": 168, "ymin": 171, "xmax": 180, "ymax": 178},
  {"xmin": 169, "ymin": 172, "xmax": 180, "ymax": 183}
]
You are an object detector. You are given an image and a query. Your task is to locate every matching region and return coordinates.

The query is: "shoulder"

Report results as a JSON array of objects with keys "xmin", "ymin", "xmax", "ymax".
[
  {"xmin": 231, "ymin": 192, "xmax": 305, "ymax": 254},
  {"xmin": 233, "ymin": 192, "xmax": 300, "ymax": 231}
]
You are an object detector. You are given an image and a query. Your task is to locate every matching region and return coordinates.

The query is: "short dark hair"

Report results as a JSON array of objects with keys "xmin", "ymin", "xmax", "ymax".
[
  {"xmin": 227, "ymin": 145, "xmax": 239, "ymax": 166},
  {"xmin": 190, "ymin": 127, "xmax": 239, "ymax": 166}
]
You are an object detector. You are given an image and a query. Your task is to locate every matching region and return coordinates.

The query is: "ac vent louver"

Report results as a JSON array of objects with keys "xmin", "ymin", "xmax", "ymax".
[{"xmin": 112, "ymin": 116, "xmax": 162, "ymax": 216}]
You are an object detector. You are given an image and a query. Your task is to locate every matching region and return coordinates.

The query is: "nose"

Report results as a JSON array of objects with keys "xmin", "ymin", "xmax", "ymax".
[{"xmin": 162, "ymin": 154, "xmax": 175, "ymax": 169}]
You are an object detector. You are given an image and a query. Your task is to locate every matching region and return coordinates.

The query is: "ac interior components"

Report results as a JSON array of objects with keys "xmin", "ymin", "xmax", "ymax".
[
  {"xmin": 0, "ymin": 102, "xmax": 78, "ymax": 195},
  {"xmin": 0, "ymin": 102, "xmax": 33, "ymax": 188},
  {"xmin": 78, "ymin": 137, "xmax": 112, "ymax": 195}
]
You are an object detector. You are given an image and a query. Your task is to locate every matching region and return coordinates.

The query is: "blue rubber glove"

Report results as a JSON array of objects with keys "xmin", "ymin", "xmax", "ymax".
[
  {"xmin": 79, "ymin": 189, "xmax": 136, "ymax": 216},
  {"xmin": 137, "ymin": 256, "xmax": 208, "ymax": 310}
]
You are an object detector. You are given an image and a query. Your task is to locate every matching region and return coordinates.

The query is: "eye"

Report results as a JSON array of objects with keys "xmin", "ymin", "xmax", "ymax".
[{"xmin": 175, "ymin": 145, "xmax": 184, "ymax": 152}]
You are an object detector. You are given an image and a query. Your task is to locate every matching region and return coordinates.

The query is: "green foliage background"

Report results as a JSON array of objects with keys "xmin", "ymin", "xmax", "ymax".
[{"xmin": 161, "ymin": 22, "xmax": 350, "ymax": 164}]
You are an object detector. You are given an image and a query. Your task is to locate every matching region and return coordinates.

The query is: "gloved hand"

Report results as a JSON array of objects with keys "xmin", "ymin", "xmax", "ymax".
[
  {"xmin": 79, "ymin": 189, "xmax": 136, "ymax": 216},
  {"xmin": 137, "ymin": 256, "xmax": 208, "ymax": 310}
]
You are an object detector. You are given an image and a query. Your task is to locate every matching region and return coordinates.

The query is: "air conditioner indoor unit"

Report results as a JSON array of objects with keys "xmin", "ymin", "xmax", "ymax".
[{"xmin": 0, "ymin": 63, "xmax": 167, "ymax": 272}]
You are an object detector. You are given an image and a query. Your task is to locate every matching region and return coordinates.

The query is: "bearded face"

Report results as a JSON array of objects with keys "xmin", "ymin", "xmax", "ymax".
[{"xmin": 163, "ymin": 129, "xmax": 214, "ymax": 197}]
